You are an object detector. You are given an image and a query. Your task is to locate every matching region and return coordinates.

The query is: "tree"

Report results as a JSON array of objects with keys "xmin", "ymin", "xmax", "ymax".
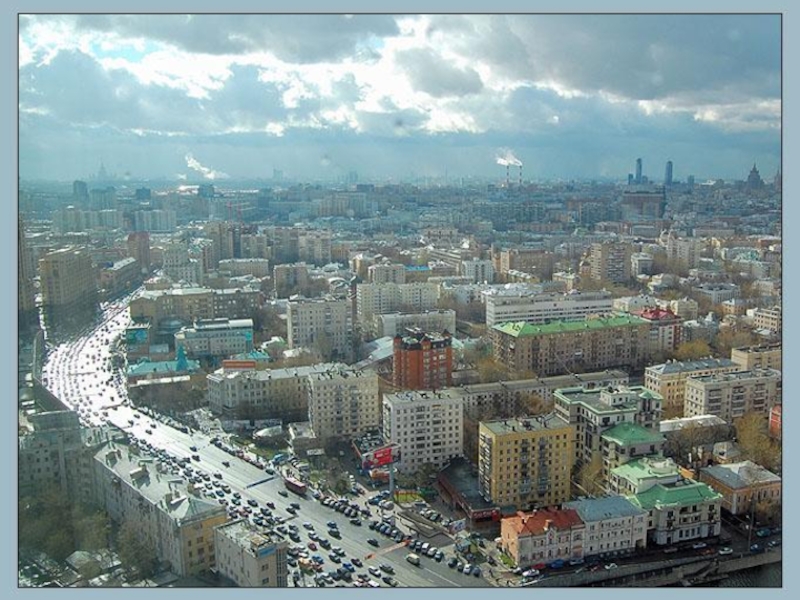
[
  {"xmin": 713, "ymin": 329, "xmax": 757, "ymax": 358},
  {"xmin": 575, "ymin": 453, "xmax": 605, "ymax": 496},
  {"xmin": 671, "ymin": 339, "xmax": 712, "ymax": 361},
  {"xmin": 734, "ymin": 412, "xmax": 781, "ymax": 472},
  {"xmin": 116, "ymin": 519, "xmax": 157, "ymax": 579},
  {"xmin": 476, "ymin": 357, "xmax": 508, "ymax": 383}
]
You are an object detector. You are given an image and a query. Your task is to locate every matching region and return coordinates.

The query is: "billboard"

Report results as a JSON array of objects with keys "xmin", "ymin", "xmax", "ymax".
[{"xmin": 362, "ymin": 443, "xmax": 401, "ymax": 469}]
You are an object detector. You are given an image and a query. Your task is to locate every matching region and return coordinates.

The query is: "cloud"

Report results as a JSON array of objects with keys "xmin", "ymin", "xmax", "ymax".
[{"xmin": 395, "ymin": 47, "xmax": 483, "ymax": 98}]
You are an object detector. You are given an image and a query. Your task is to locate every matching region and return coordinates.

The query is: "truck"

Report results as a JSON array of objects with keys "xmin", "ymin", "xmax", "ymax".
[{"xmin": 284, "ymin": 475, "xmax": 308, "ymax": 496}]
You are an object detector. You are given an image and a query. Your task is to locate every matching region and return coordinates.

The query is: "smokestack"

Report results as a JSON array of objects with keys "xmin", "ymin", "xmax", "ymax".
[
  {"xmin": 506, "ymin": 163, "xmax": 510, "ymax": 188},
  {"xmin": 519, "ymin": 165, "xmax": 522, "ymax": 188}
]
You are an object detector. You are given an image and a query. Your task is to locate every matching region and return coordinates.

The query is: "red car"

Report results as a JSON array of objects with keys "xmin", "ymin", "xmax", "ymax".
[
  {"xmin": 308, "ymin": 542, "xmax": 318, "ymax": 550},
  {"xmin": 532, "ymin": 563, "xmax": 547, "ymax": 571}
]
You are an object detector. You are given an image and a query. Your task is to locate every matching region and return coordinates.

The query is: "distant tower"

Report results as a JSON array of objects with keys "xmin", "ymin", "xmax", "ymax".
[
  {"xmin": 773, "ymin": 169, "xmax": 782, "ymax": 193},
  {"xmin": 746, "ymin": 163, "xmax": 764, "ymax": 192},
  {"xmin": 635, "ymin": 158, "xmax": 643, "ymax": 184},
  {"xmin": 627, "ymin": 173, "xmax": 634, "ymax": 186},
  {"xmin": 664, "ymin": 160, "xmax": 673, "ymax": 186}
]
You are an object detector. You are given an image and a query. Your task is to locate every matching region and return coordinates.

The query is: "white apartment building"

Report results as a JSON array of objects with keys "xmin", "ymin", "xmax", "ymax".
[
  {"xmin": 206, "ymin": 362, "xmax": 346, "ymax": 420},
  {"xmin": 460, "ymin": 257, "xmax": 495, "ymax": 283},
  {"xmin": 308, "ymin": 368, "xmax": 380, "ymax": 441},
  {"xmin": 382, "ymin": 390, "xmax": 464, "ymax": 474},
  {"xmin": 563, "ymin": 496, "xmax": 648, "ymax": 558},
  {"xmin": 684, "ymin": 368, "xmax": 782, "ymax": 421},
  {"xmin": 356, "ymin": 282, "xmax": 439, "ymax": 323},
  {"xmin": 483, "ymin": 288, "xmax": 613, "ymax": 327},
  {"xmin": 613, "ymin": 294, "xmax": 659, "ymax": 314},
  {"xmin": 368, "ymin": 262, "xmax": 407, "ymax": 284},
  {"xmin": 287, "ymin": 296, "xmax": 352, "ymax": 360},
  {"xmin": 644, "ymin": 358, "xmax": 741, "ymax": 412},
  {"xmin": 376, "ymin": 309, "xmax": 457, "ymax": 338},
  {"xmin": 214, "ymin": 519, "xmax": 288, "ymax": 587},
  {"xmin": 175, "ymin": 318, "xmax": 254, "ymax": 359},
  {"xmin": 93, "ymin": 442, "xmax": 229, "ymax": 577}
]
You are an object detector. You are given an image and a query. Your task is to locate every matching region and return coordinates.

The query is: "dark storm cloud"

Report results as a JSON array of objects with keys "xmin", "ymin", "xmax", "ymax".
[
  {"xmin": 70, "ymin": 14, "xmax": 400, "ymax": 63},
  {"xmin": 395, "ymin": 48, "xmax": 484, "ymax": 98}
]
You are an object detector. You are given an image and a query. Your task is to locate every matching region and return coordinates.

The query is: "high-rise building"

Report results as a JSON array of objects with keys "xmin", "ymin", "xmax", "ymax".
[
  {"xmin": 39, "ymin": 246, "xmax": 98, "ymax": 313},
  {"xmin": 684, "ymin": 368, "xmax": 782, "ymax": 421},
  {"xmin": 478, "ymin": 414, "xmax": 575, "ymax": 510},
  {"xmin": 664, "ymin": 160, "xmax": 673, "ymax": 186},
  {"xmin": 589, "ymin": 242, "xmax": 632, "ymax": 283},
  {"xmin": 127, "ymin": 231, "xmax": 151, "ymax": 275},
  {"xmin": 307, "ymin": 368, "xmax": 380, "ymax": 441},
  {"xmin": 392, "ymin": 330, "xmax": 453, "ymax": 391},
  {"xmin": 18, "ymin": 218, "xmax": 37, "ymax": 328},
  {"xmin": 287, "ymin": 296, "xmax": 352, "ymax": 360},
  {"xmin": 368, "ymin": 262, "xmax": 407, "ymax": 284},
  {"xmin": 635, "ymin": 158, "xmax": 643, "ymax": 184}
]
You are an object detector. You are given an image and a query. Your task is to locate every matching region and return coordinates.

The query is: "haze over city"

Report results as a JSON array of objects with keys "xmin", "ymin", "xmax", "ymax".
[{"xmin": 19, "ymin": 13, "xmax": 780, "ymax": 183}]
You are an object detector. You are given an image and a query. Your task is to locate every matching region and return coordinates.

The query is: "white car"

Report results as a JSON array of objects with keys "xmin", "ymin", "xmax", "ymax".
[
  {"xmin": 604, "ymin": 563, "xmax": 618, "ymax": 570},
  {"xmin": 718, "ymin": 547, "xmax": 734, "ymax": 556}
]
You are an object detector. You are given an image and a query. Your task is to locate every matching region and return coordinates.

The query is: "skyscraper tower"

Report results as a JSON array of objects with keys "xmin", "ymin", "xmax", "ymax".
[
  {"xmin": 635, "ymin": 158, "xmax": 643, "ymax": 184},
  {"xmin": 664, "ymin": 160, "xmax": 673, "ymax": 186}
]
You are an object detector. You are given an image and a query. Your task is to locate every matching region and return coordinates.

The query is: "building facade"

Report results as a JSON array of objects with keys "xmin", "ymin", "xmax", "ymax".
[
  {"xmin": 307, "ymin": 368, "xmax": 380, "ymax": 441},
  {"xmin": 174, "ymin": 318, "xmax": 254, "ymax": 359},
  {"xmin": 392, "ymin": 330, "xmax": 453, "ymax": 391},
  {"xmin": 355, "ymin": 282, "xmax": 439, "ymax": 324},
  {"xmin": 478, "ymin": 415, "xmax": 575, "ymax": 510},
  {"xmin": 563, "ymin": 497, "xmax": 648, "ymax": 559},
  {"xmin": 287, "ymin": 296, "xmax": 352, "ymax": 360},
  {"xmin": 213, "ymin": 519, "xmax": 288, "ymax": 587},
  {"xmin": 699, "ymin": 461, "xmax": 781, "ymax": 516},
  {"xmin": 644, "ymin": 358, "xmax": 741, "ymax": 413},
  {"xmin": 500, "ymin": 508, "xmax": 585, "ymax": 568},
  {"xmin": 491, "ymin": 315, "xmax": 651, "ymax": 377},
  {"xmin": 39, "ymin": 246, "xmax": 98, "ymax": 312},
  {"xmin": 382, "ymin": 390, "xmax": 464, "ymax": 474},
  {"xmin": 730, "ymin": 343, "xmax": 781, "ymax": 371},
  {"xmin": 484, "ymin": 289, "xmax": 613, "ymax": 327},
  {"xmin": 376, "ymin": 309, "xmax": 457, "ymax": 338},
  {"xmin": 683, "ymin": 368, "xmax": 782, "ymax": 421},
  {"xmin": 589, "ymin": 242, "xmax": 632, "ymax": 283}
]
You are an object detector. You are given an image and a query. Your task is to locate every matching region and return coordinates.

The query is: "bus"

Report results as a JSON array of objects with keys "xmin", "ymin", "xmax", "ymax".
[{"xmin": 284, "ymin": 475, "xmax": 308, "ymax": 496}]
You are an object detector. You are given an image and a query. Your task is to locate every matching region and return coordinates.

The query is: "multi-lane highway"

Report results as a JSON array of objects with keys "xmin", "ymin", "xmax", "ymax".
[{"xmin": 38, "ymin": 290, "xmax": 490, "ymax": 588}]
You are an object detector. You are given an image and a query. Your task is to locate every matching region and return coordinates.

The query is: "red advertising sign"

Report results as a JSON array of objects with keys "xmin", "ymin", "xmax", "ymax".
[{"xmin": 362, "ymin": 444, "xmax": 401, "ymax": 469}]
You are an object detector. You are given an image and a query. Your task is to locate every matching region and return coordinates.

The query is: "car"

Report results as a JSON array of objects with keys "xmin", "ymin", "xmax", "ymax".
[
  {"xmin": 343, "ymin": 562, "xmax": 356, "ymax": 572},
  {"xmin": 308, "ymin": 542, "xmax": 317, "ymax": 550},
  {"xmin": 351, "ymin": 558, "xmax": 363, "ymax": 568},
  {"xmin": 328, "ymin": 529, "xmax": 341, "ymax": 539},
  {"xmin": 222, "ymin": 460, "xmax": 230, "ymax": 467},
  {"xmin": 663, "ymin": 547, "xmax": 679, "ymax": 554},
  {"xmin": 604, "ymin": 563, "xmax": 618, "ymax": 570},
  {"xmin": 691, "ymin": 542, "xmax": 707, "ymax": 550},
  {"xmin": 189, "ymin": 445, "xmax": 198, "ymax": 452},
  {"xmin": 248, "ymin": 499, "xmax": 258, "ymax": 507},
  {"xmin": 266, "ymin": 501, "xmax": 275, "ymax": 509},
  {"xmin": 332, "ymin": 546, "xmax": 345, "ymax": 556},
  {"xmin": 350, "ymin": 518, "xmax": 362, "ymax": 526},
  {"xmin": 290, "ymin": 502, "xmax": 301, "ymax": 510},
  {"xmin": 286, "ymin": 507, "xmax": 297, "ymax": 515},
  {"xmin": 750, "ymin": 543, "xmax": 765, "ymax": 554},
  {"xmin": 569, "ymin": 557, "xmax": 584, "ymax": 566},
  {"xmin": 367, "ymin": 538, "xmax": 379, "ymax": 547},
  {"xmin": 768, "ymin": 539, "xmax": 782, "ymax": 548},
  {"xmin": 383, "ymin": 576, "xmax": 398, "ymax": 587},
  {"xmin": 379, "ymin": 564, "xmax": 394, "ymax": 574},
  {"xmin": 369, "ymin": 566, "xmax": 381, "ymax": 577},
  {"xmin": 434, "ymin": 550, "xmax": 444, "ymax": 562},
  {"xmin": 717, "ymin": 546, "xmax": 734, "ymax": 556},
  {"xmin": 756, "ymin": 527, "xmax": 772, "ymax": 538},
  {"xmin": 278, "ymin": 490, "xmax": 288, "ymax": 497},
  {"xmin": 472, "ymin": 566, "xmax": 481, "ymax": 577},
  {"xmin": 329, "ymin": 553, "xmax": 341, "ymax": 563},
  {"xmin": 327, "ymin": 521, "xmax": 338, "ymax": 529}
]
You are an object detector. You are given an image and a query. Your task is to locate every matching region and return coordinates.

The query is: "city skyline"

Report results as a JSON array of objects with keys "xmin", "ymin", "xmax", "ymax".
[{"xmin": 19, "ymin": 13, "xmax": 781, "ymax": 183}]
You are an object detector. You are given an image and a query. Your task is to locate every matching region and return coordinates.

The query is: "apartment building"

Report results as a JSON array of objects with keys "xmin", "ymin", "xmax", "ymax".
[
  {"xmin": 382, "ymin": 390, "xmax": 464, "ymax": 474},
  {"xmin": 18, "ymin": 411, "xmax": 112, "ymax": 506},
  {"xmin": 93, "ymin": 442, "xmax": 229, "ymax": 577},
  {"xmin": 460, "ymin": 257, "xmax": 495, "ymax": 283},
  {"xmin": 752, "ymin": 305, "xmax": 782, "ymax": 334},
  {"xmin": 206, "ymin": 362, "xmax": 346, "ymax": 421},
  {"xmin": 498, "ymin": 248, "xmax": 555, "ymax": 280},
  {"xmin": 635, "ymin": 307, "xmax": 683, "ymax": 355},
  {"xmin": 130, "ymin": 286, "xmax": 261, "ymax": 324},
  {"xmin": 627, "ymin": 479, "xmax": 722, "ymax": 546},
  {"xmin": 287, "ymin": 296, "xmax": 352, "ymax": 360},
  {"xmin": 218, "ymin": 258, "xmax": 271, "ymax": 278},
  {"xmin": 644, "ymin": 358, "xmax": 741, "ymax": 412},
  {"xmin": 691, "ymin": 283, "xmax": 740, "ymax": 305},
  {"xmin": 376, "ymin": 309, "xmax": 457, "ymax": 338},
  {"xmin": 355, "ymin": 282, "xmax": 439, "ymax": 324},
  {"xmin": 731, "ymin": 343, "xmax": 781, "ymax": 371},
  {"xmin": 308, "ymin": 368, "xmax": 380, "ymax": 442},
  {"xmin": 392, "ymin": 330, "xmax": 453, "ymax": 391},
  {"xmin": 39, "ymin": 246, "xmax": 98, "ymax": 312},
  {"xmin": 478, "ymin": 414, "xmax": 575, "ymax": 510},
  {"xmin": 500, "ymin": 508, "xmax": 585, "ymax": 568},
  {"xmin": 484, "ymin": 288, "xmax": 613, "ymax": 327},
  {"xmin": 126, "ymin": 232, "xmax": 151, "ymax": 274},
  {"xmin": 99, "ymin": 257, "xmax": 142, "ymax": 299},
  {"xmin": 273, "ymin": 262, "xmax": 309, "ymax": 297},
  {"xmin": 563, "ymin": 497, "xmax": 648, "ymax": 559},
  {"xmin": 554, "ymin": 385, "xmax": 663, "ymax": 467},
  {"xmin": 162, "ymin": 242, "xmax": 204, "ymax": 285},
  {"xmin": 684, "ymin": 368, "xmax": 782, "ymax": 421},
  {"xmin": 699, "ymin": 461, "xmax": 781, "ymax": 516},
  {"xmin": 214, "ymin": 519, "xmax": 288, "ymax": 587},
  {"xmin": 589, "ymin": 242, "xmax": 632, "ymax": 283},
  {"xmin": 491, "ymin": 315, "xmax": 651, "ymax": 377},
  {"xmin": 608, "ymin": 457, "xmax": 682, "ymax": 497},
  {"xmin": 367, "ymin": 262, "xmax": 407, "ymax": 284},
  {"xmin": 174, "ymin": 318, "xmax": 254, "ymax": 359}
]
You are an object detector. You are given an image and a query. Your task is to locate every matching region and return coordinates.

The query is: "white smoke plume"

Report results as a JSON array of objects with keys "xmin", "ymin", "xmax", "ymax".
[
  {"xmin": 495, "ymin": 148, "xmax": 523, "ymax": 167},
  {"xmin": 185, "ymin": 153, "xmax": 229, "ymax": 180}
]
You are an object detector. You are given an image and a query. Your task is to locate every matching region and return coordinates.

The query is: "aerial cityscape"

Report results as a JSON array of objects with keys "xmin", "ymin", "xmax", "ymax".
[{"xmin": 18, "ymin": 13, "xmax": 782, "ymax": 589}]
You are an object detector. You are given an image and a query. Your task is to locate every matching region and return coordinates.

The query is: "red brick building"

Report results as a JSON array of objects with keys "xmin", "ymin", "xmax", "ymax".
[
  {"xmin": 392, "ymin": 330, "xmax": 453, "ymax": 391},
  {"xmin": 636, "ymin": 307, "xmax": 682, "ymax": 355},
  {"xmin": 769, "ymin": 404, "xmax": 782, "ymax": 440}
]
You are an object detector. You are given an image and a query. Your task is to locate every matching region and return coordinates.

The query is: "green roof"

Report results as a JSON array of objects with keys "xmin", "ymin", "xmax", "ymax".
[
  {"xmin": 611, "ymin": 458, "xmax": 680, "ymax": 484},
  {"xmin": 628, "ymin": 480, "xmax": 722, "ymax": 510},
  {"xmin": 492, "ymin": 315, "xmax": 649, "ymax": 337},
  {"xmin": 601, "ymin": 422, "xmax": 665, "ymax": 446}
]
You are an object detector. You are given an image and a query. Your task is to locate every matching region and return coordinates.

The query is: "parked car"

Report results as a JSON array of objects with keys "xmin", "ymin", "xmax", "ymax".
[
  {"xmin": 604, "ymin": 563, "xmax": 618, "ymax": 570},
  {"xmin": 718, "ymin": 547, "xmax": 734, "ymax": 556}
]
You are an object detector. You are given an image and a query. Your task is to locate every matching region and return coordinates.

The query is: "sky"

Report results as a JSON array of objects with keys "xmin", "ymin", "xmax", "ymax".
[{"xmin": 18, "ymin": 13, "xmax": 782, "ymax": 184}]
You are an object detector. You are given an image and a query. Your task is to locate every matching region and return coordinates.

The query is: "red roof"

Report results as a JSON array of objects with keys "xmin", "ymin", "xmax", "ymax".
[
  {"xmin": 507, "ymin": 508, "xmax": 583, "ymax": 536},
  {"xmin": 637, "ymin": 308, "xmax": 679, "ymax": 321}
]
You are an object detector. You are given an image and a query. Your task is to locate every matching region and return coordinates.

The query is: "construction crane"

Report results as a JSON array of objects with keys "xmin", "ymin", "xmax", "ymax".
[{"xmin": 363, "ymin": 539, "xmax": 410, "ymax": 560}]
